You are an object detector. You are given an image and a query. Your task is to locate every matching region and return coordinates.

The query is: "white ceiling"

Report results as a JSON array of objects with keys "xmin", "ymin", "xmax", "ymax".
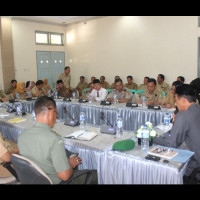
[{"xmin": 11, "ymin": 16, "xmax": 104, "ymax": 25}]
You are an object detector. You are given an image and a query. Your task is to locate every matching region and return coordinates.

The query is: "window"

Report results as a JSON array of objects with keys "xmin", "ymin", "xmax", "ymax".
[{"xmin": 35, "ymin": 31, "xmax": 64, "ymax": 46}]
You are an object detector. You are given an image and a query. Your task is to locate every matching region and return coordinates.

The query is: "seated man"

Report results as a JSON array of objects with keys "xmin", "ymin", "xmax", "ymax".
[
  {"xmin": 89, "ymin": 79, "xmax": 108, "ymax": 101},
  {"xmin": 0, "ymin": 133, "xmax": 19, "ymax": 178},
  {"xmin": 124, "ymin": 75, "xmax": 138, "ymax": 90},
  {"xmin": 161, "ymin": 81, "xmax": 182, "ymax": 109},
  {"xmin": 0, "ymin": 90, "xmax": 9, "ymax": 102},
  {"xmin": 153, "ymin": 84, "xmax": 200, "ymax": 184},
  {"xmin": 75, "ymin": 76, "xmax": 88, "ymax": 97},
  {"xmin": 18, "ymin": 96, "xmax": 97, "ymax": 184},
  {"xmin": 87, "ymin": 76, "xmax": 96, "ymax": 88},
  {"xmin": 138, "ymin": 76, "xmax": 149, "ymax": 91},
  {"xmin": 138, "ymin": 78, "xmax": 162, "ymax": 105},
  {"xmin": 31, "ymin": 80, "xmax": 48, "ymax": 97},
  {"xmin": 100, "ymin": 76, "xmax": 110, "ymax": 89},
  {"xmin": 5, "ymin": 80, "xmax": 17, "ymax": 95},
  {"xmin": 110, "ymin": 75, "xmax": 120, "ymax": 89},
  {"xmin": 56, "ymin": 80, "xmax": 72, "ymax": 98},
  {"xmin": 81, "ymin": 83, "xmax": 94, "ymax": 100},
  {"xmin": 106, "ymin": 78, "xmax": 132, "ymax": 103},
  {"xmin": 156, "ymin": 74, "xmax": 170, "ymax": 94},
  {"xmin": 177, "ymin": 76, "xmax": 185, "ymax": 84}
]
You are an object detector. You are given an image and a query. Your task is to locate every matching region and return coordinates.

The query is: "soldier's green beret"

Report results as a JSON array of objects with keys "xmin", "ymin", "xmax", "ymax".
[{"xmin": 112, "ymin": 139, "xmax": 135, "ymax": 151}]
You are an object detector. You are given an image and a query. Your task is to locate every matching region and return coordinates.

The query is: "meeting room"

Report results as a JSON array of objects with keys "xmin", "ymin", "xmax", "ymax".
[{"xmin": 0, "ymin": 16, "xmax": 200, "ymax": 185}]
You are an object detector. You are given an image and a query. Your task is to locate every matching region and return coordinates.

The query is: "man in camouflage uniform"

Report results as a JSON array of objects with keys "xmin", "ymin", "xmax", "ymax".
[
  {"xmin": 138, "ymin": 78, "xmax": 162, "ymax": 105},
  {"xmin": 56, "ymin": 80, "xmax": 72, "ymax": 98},
  {"xmin": 106, "ymin": 78, "xmax": 132, "ymax": 103},
  {"xmin": 124, "ymin": 75, "xmax": 138, "ymax": 90}
]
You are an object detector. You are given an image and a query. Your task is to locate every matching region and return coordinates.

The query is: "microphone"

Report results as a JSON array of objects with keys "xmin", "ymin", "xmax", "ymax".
[
  {"xmin": 148, "ymin": 94, "xmax": 160, "ymax": 110},
  {"xmin": 5, "ymin": 103, "xmax": 16, "ymax": 113},
  {"xmin": 63, "ymin": 107, "xmax": 79, "ymax": 127},
  {"xmin": 100, "ymin": 111, "xmax": 116, "ymax": 135}
]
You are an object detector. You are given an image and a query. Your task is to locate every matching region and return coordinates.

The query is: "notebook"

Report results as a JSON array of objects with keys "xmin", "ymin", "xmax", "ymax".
[
  {"xmin": 64, "ymin": 130, "xmax": 98, "ymax": 141},
  {"xmin": 8, "ymin": 118, "xmax": 26, "ymax": 123}
]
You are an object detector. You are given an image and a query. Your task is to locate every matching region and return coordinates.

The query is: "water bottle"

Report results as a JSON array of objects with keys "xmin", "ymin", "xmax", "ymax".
[
  {"xmin": 0, "ymin": 103, "xmax": 2, "ymax": 114},
  {"xmin": 88, "ymin": 93, "xmax": 92, "ymax": 103},
  {"xmin": 32, "ymin": 110, "xmax": 36, "ymax": 122},
  {"xmin": 116, "ymin": 115, "xmax": 123, "ymax": 139},
  {"xmin": 55, "ymin": 91, "xmax": 58, "ymax": 99},
  {"xmin": 27, "ymin": 91, "xmax": 31, "ymax": 97},
  {"xmin": 72, "ymin": 92, "xmax": 76, "ymax": 99},
  {"xmin": 16, "ymin": 92, "xmax": 20, "ymax": 100},
  {"xmin": 141, "ymin": 125, "xmax": 149, "ymax": 150},
  {"xmin": 80, "ymin": 112, "xmax": 86, "ymax": 131},
  {"xmin": 113, "ymin": 94, "xmax": 117, "ymax": 104},
  {"xmin": 16, "ymin": 104, "xmax": 22, "ymax": 117},
  {"xmin": 142, "ymin": 95, "xmax": 146, "ymax": 107},
  {"xmin": 164, "ymin": 113, "xmax": 171, "ymax": 126},
  {"xmin": 48, "ymin": 90, "xmax": 51, "ymax": 96}
]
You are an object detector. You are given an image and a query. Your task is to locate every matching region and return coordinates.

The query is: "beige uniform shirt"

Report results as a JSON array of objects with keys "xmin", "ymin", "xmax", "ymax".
[
  {"xmin": 156, "ymin": 82, "xmax": 170, "ymax": 94},
  {"xmin": 31, "ymin": 86, "xmax": 46, "ymax": 97},
  {"xmin": 57, "ymin": 72, "xmax": 71, "ymax": 87},
  {"xmin": 107, "ymin": 87, "xmax": 133, "ymax": 102},
  {"xmin": 101, "ymin": 81, "xmax": 110, "ymax": 89},
  {"xmin": 141, "ymin": 89, "xmax": 162, "ymax": 103},
  {"xmin": 124, "ymin": 82, "xmax": 138, "ymax": 90},
  {"xmin": 0, "ymin": 90, "xmax": 6, "ymax": 98},
  {"xmin": 76, "ymin": 82, "xmax": 88, "ymax": 95},
  {"xmin": 161, "ymin": 91, "xmax": 175, "ymax": 106},
  {"xmin": 0, "ymin": 133, "xmax": 19, "ymax": 177},
  {"xmin": 138, "ymin": 84, "xmax": 147, "ymax": 91},
  {"xmin": 110, "ymin": 83, "xmax": 115, "ymax": 89}
]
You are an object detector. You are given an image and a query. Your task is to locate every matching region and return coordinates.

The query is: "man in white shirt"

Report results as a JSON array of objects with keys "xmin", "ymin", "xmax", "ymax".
[{"xmin": 90, "ymin": 79, "xmax": 108, "ymax": 101}]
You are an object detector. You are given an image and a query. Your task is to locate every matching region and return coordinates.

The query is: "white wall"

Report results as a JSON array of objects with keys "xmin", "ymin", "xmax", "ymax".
[
  {"xmin": 65, "ymin": 16, "xmax": 199, "ymax": 87},
  {"xmin": 10, "ymin": 16, "xmax": 200, "ymax": 89},
  {"xmin": 12, "ymin": 19, "xmax": 66, "ymax": 83}
]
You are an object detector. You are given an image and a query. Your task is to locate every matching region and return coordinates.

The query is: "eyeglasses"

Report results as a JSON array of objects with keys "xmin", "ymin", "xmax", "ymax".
[{"xmin": 48, "ymin": 107, "xmax": 58, "ymax": 115}]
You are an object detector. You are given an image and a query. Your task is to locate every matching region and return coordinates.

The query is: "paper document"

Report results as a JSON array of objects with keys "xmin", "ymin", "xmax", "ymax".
[
  {"xmin": 8, "ymin": 118, "xmax": 26, "ymax": 123},
  {"xmin": 64, "ymin": 130, "xmax": 98, "ymax": 141},
  {"xmin": 148, "ymin": 146, "xmax": 178, "ymax": 159}
]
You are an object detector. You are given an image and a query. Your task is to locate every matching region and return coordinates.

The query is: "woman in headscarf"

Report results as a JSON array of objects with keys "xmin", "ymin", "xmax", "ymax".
[
  {"xmin": 14, "ymin": 82, "xmax": 28, "ymax": 99},
  {"xmin": 42, "ymin": 78, "xmax": 52, "ymax": 93}
]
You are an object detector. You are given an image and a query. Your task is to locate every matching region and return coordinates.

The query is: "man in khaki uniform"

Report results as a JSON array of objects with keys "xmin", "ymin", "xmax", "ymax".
[
  {"xmin": 56, "ymin": 80, "xmax": 72, "ymax": 98},
  {"xmin": 124, "ymin": 75, "xmax": 138, "ymax": 90},
  {"xmin": 75, "ymin": 76, "xmax": 88, "ymax": 97},
  {"xmin": 100, "ymin": 76, "xmax": 110, "ymax": 89},
  {"xmin": 0, "ymin": 90, "xmax": 8, "ymax": 102},
  {"xmin": 110, "ymin": 75, "xmax": 120, "ymax": 89},
  {"xmin": 57, "ymin": 66, "xmax": 71, "ymax": 89},
  {"xmin": 138, "ymin": 78, "xmax": 162, "ymax": 105},
  {"xmin": 138, "ymin": 76, "xmax": 149, "ymax": 91},
  {"xmin": 5, "ymin": 80, "xmax": 17, "ymax": 95},
  {"xmin": 31, "ymin": 80, "xmax": 48, "ymax": 97},
  {"xmin": 161, "ymin": 81, "xmax": 182, "ymax": 109},
  {"xmin": 156, "ymin": 74, "xmax": 170, "ymax": 94},
  {"xmin": 0, "ymin": 133, "xmax": 19, "ymax": 177},
  {"xmin": 107, "ymin": 79, "xmax": 133, "ymax": 103}
]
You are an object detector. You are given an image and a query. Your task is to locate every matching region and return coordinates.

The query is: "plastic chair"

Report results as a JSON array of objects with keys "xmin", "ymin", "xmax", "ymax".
[
  {"xmin": 135, "ymin": 89, "xmax": 144, "ymax": 95},
  {"xmin": 10, "ymin": 154, "xmax": 93, "ymax": 184},
  {"xmin": 107, "ymin": 89, "xmax": 113, "ymax": 94},
  {"xmin": 82, "ymin": 88, "xmax": 90, "ymax": 96},
  {"xmin": 129, "ymin": 89, "xmax": 136, "ymax": 94}
]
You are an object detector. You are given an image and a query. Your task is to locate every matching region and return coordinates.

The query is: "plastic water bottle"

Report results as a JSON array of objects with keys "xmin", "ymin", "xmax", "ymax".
[
  {"xmin": 72, "ymin": 92, "xmax": 76, "ymax": 99},
  {"xmin": 27, "ymin": 91, "xmax": 31, "ymax": 97},
  {"xmin": 16, "ymin": 92, "xmax": 20, "ymax": 100},
  {"xmin": 55, "ymin": 91, "xmax": 58, "ymax": 99},
  {"xmin": 116, "ymin": 115, "xmax": 123, "ymax": 139},
  {"xmin": 16, "ymin": 104, "xmax": 22, "ymax": 117},
  {"xmin": 80, "ymin": 112, "xmax": 86, "ymax": 131},
  {"xmin": 88, "ymin": 93, "xmax": 92, "ymax": 103},
  {"xmin": 32, "ymin": 110, "xmax": 36, "ymax": 122},
  {"xmin": 164, "ymin": 113, "xmax": 171, "ymax": 126},
  {"xmin": 142, "ymin": 95, "xmax": 146, "ymax": 107},
  {"xmin": 113, "ymin": 94, "xmax": 117, "ymax": 104},
  {"xmin": 48, "ymin": 90, "xmax": 51, "ymax": 96},
  {"xmin": 141, "ymin": 125, "xmax": 149, "ymax": 150}
]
